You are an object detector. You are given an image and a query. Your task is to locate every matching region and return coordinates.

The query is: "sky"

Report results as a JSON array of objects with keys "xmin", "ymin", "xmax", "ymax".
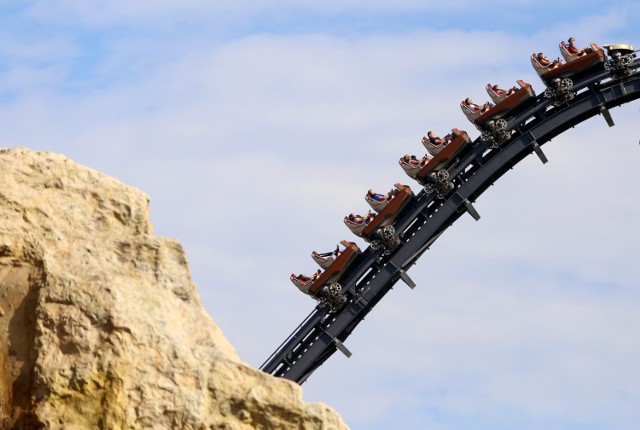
[{"xmin": 1, "ymin": 1, "xmax": 639, "ymax": 429}]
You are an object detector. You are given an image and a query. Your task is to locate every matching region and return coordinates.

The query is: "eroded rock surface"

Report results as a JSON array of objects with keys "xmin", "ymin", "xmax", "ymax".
[{"xmin": 0, "ymin": 148, "xmax": 348, "ymax": 430}]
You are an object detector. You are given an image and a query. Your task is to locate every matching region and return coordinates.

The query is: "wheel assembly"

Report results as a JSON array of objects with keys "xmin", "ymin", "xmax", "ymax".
[
  {"xmin": 559, "ymin": 78, "xmax": 573, "ymax": 92},
  {"xmin": 329, "ymin": 283, "xmax": 341, "ymax": 295},
  {"xmin": 436, "ymin": 169, "xmax": 449, "ymax": 183},
  {"xmin": 481, "ymin": 129, "xmax": 493, "ymax": 141},
  {"xmin": 317, "ymin": 297, "xmax": 329, "ymax": 308},
  {"xmin": 494, "ymin": 118, "xmax": 508, "ymax": 132},
  {"xmin": 383, "ymin": 225, "xmax": 395, "ymax": 239},
  {"xmin": 499, "ymin": 130, "xmax": 511, "ymax": 142},
  {"xmin": 544, "ymin": 87, "xmax": 556, "ymax": 99},
  {"xmin": 423, "ymin": 183, "xmax": 437, "ymax": 194}
]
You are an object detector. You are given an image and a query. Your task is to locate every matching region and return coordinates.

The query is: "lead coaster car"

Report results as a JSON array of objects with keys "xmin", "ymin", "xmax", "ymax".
[{"xmin": 531, "ymin": 48, "xmax": 606, "ymax": 103}]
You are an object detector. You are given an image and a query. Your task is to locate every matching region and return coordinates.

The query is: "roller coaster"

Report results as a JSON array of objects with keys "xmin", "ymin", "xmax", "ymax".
[{"xmin": 261, "ymin": 40, "xmax": 640, "ymax": 384}]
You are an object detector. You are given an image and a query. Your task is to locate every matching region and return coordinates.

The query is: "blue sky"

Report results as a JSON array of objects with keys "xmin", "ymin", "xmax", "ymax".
[{"xmin": 1, "ymin": 2, "xmax": 639, "ymax": 429}]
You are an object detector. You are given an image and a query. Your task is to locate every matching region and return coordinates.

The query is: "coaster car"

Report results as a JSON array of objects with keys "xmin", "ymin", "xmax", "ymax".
[
  {"xmin": 530, "ymin": 48, "xmax": 605, "ymax": 84},
  {"xmin": 531, "ymin": 48, "xmax": 605, "ymax": 104},
  {"xmin": 361, "ymin": 184, "xmax": 413, "ymax": 240},
  {"xmin": 344, "ymin": 184, "xmax": 414, "ymax": 241},
  {"xmin": 291, "ymin": 240, "xmax": 361, "ymax": 297},
  {"xmin": 466, "ymin": 80, "xmax": 536, "ymax": 127},
  {"xmin": 463, "ymin": 81, "xmax": 536, "ymax": 143},
  {"xmin": 401, "ymin": 129, "xmax": 471, "ymax": 185}
]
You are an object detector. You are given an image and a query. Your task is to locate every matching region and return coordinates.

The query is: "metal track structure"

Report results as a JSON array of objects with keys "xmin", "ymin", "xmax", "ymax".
[{"xmin": 260, "ymin": 52, "xmax": 640, "ymax": 385}]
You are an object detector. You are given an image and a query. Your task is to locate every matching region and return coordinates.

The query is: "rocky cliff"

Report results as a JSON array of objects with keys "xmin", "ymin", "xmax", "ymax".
[{"xmin": 0, "ymin": 148, "xmax": 348, "ymax": 430}]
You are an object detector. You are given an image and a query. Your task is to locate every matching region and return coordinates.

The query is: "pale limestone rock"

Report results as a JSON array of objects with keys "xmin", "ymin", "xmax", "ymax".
[{"xmin": 0, "ymin": 148, "xmax": 348, "ymax": 430}]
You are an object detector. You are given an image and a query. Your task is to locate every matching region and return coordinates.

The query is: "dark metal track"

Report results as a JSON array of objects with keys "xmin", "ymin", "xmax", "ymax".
[{"xmin": 261, "ymin": 58, "xmax": 640, "ymax": 385}]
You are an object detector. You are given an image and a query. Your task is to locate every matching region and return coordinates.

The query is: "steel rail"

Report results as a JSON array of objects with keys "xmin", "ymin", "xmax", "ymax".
[{"xmin": 261, "ymin": 60, "xmax": 640, "ymax": 384}]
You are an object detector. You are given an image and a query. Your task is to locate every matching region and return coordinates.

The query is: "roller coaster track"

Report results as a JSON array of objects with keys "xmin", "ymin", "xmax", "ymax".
[{"xmin": 260, "ymin": 54, "xmax": 640, "ymax": 385}]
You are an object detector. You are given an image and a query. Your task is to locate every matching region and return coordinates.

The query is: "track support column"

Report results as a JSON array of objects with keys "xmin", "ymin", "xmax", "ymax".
[
  {"xmin": 399, "ymin": 269, "xmax": 417, "ymax": 289},
  {"xmin": 333, "ymin": 339, "xmax": 352, "ymax": 358},
  {"xmin": 532, "ymin": 141, "xmax": 548, "ymax": 164},
  {"xmin": 599, "ymin": 105, "xmax": 615, "ymax": 127},
  {"xmin": 464, "ymin": 199, "xmax": 481, "ymax": 221}
]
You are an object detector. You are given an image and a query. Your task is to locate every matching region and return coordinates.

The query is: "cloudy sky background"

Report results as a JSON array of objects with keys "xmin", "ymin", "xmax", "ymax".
[{"xmin": 1, "ymin": 1, "xmax": 639, "ymax": 429}]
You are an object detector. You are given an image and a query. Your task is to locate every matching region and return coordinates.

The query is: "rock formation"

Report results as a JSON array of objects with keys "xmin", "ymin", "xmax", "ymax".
[{"xmin": 0, "ymin": 148, "xmax": 348, "ymax": 430}]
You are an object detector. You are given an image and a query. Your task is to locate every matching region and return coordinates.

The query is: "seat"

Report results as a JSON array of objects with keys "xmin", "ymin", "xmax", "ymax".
[
  {"xmin": 365, "ymin": 189, "xmax": 397, "ymax": 212},
  {"xmin": 290, "ymin": 274, "xmax": 317, "ymax": 294},
  {"xmin": 399, "ymin": 155, "xmax": 429, "ymax": 179},
  {"xmin": 460, "ymin": 101, "xmax": 492, "ymax": 122},
  {"xmin": 531, "ymin": 54, "xmax": 552, "ymax": 76},
  {"xmin": 559, "ymin": 41, "xmax": 579, "ymax": 62},
  {"xmin": 343, "ymin": 212, "xmax": 375, "ymax": 237},
  {"xmin": 422, "ymin": 135, "xmax": 449, "ymax": 156},
  {"xmin": 486, "ymin": 83, "xmax": 509, "ymax": 104},
  {"xmin": 311, "ymin": 240, "xmax": 351, "ymax": 269}
]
